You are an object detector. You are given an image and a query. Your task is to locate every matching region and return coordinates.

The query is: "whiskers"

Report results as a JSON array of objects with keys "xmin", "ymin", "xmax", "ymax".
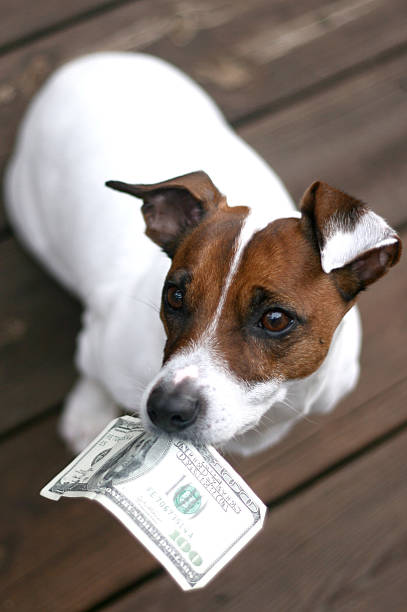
[
  {"xmin": 258, "ymin": 412, "xmax": 275, "ymax": 426},
  {"xmin": 278, "ymin": 396, "xmax": 320, "ymax": 425},
  {"xmin": 130, "ymin": 296, "xmax": 160, "ymax": 314}
]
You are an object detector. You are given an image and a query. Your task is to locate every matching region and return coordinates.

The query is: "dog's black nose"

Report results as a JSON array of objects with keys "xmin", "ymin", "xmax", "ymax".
[{"xmin": 147, "ymin": 383, "xmax": 202, "ymax": 433}]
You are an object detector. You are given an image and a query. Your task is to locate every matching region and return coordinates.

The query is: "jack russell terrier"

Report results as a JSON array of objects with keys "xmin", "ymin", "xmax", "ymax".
[{"xmin": 4, "ymin": 53, "xmax": 401, "ymax": 456}]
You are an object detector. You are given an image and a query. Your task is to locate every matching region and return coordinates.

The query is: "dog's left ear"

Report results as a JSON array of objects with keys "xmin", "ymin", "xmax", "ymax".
[
  {"xmin": 301, "ymin": 181, "xmax": 402, "ymax": 300},
  {"xmin": 106, "ymin": 170, "xmax": 225, "ymax": 257}
]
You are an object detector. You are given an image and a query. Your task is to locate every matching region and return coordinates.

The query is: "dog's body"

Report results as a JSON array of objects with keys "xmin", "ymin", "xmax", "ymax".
[{"xmin": 5, "ymin": 53, "xmax": 400, "ymax": 455}]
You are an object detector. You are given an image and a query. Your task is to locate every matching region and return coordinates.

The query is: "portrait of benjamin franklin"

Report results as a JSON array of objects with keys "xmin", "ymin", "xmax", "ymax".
[{"xmin": 87, "ymin": 432, "xmax": 158, "ymax": 491}]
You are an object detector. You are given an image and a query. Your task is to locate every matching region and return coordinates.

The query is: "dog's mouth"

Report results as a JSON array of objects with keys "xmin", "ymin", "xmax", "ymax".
[
  {"xmin": 144, "ymin": 418, "xmax": 209, "ymax": 448},
  {"xmin": 139, "ymin": 346, "xmax": 289, "ymax": 448},
  {"xmin": 140, "ymin": 386, "xmax": 281, "ymax": 448}
]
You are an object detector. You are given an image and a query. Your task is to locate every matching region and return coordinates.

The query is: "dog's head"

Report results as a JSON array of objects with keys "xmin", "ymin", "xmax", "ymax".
[{"xmin": 106, "ymin": 171, "xmax": 401, "ymax": 444}]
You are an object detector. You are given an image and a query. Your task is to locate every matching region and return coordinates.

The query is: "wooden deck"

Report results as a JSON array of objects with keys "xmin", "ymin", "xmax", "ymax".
[{"xmin": 1, "ymin": 1, "xmax": 407, "ymax": 610}]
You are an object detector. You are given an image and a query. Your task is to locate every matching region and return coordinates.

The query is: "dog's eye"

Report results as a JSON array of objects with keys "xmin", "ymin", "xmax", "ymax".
[
  {"xmin": 259, "ymin": 309, "xmax": 293, "ymax": 334},
  {"xmin": 166, "ymin": 286, "xmax": 184, "ymax": 309}
]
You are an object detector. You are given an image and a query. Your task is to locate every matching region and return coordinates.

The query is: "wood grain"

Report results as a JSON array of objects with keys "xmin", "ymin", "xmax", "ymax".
[
  {"xmin": 102, "ymin": 421, "xmax": 407, "ymax": 612},
  {"xmin": 0, "ymin": 239, "xmax": 80, "ymax": 434},
  {"xmin": 239, "ymin": 51, "xmax": 407, "ymax": 228},
  {"xmin": 1, "ymin": 0, "xmax": 406, "ymax": 227},
  {"xmin": 0, "ymin": 0, "xmax": 115, "ymax": 49}
]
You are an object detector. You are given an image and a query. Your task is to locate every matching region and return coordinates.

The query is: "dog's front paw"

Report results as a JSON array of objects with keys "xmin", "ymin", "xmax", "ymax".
[{"xmin": 59, "ymin": 377, "xmax": 119, "ymax": 454}]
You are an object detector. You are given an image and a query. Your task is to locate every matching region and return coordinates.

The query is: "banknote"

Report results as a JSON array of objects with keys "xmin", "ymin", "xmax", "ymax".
[{"xmin": 41, "ymin": 416, "xmax": 267, "ymax": 590}]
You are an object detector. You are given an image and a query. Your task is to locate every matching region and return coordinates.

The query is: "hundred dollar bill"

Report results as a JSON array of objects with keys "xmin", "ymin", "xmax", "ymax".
[{"xmin": 41, "ymin": 416, "xmax": 267, "ymax": 590}]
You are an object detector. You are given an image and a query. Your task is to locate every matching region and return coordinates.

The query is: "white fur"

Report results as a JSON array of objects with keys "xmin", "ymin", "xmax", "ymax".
[
  {"xmin": 321, "ymin": 210, "xmax": 398, "ymax": 273},
  {"xmin": 59, "ymin": 377, "xmax": 118, "ymax": 454},
  {"xmin": 4, "ymin": 52, "xmax": 361, "ymax": 454}
]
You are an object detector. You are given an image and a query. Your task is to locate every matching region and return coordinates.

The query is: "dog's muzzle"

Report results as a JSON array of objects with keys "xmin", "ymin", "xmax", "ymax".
[{"xmin": 146, "ymin": 380, "xmax": 204, "ymax": 433}]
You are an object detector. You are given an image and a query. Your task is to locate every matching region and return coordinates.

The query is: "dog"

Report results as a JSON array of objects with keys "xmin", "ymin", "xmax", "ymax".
[{"xmin": 4, "ymin": 52, "xmax": 401, "ymax": 456}]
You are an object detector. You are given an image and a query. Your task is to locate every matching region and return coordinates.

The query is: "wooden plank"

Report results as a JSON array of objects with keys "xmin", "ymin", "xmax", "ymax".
[
  {"xmin": 3, "ymin": 50, "xmax": 407, "ymax": 233},
  {"xmin": 0, "ymin": 238, "xmax": 80, "ymax": 433},
  {"xmin": 144, "ymin": 0, "xmax": 407, "ymax": 121},
  {"xmin": 239, "ymin": 51, "xmax": 407, "ymax": 228},
  {"xmin": 0, "ymin": 417, "xmax": 157, "ymax": 612},
  {"xmin": 101, "ymin": 422, "xmax": 407, "ymax": 612},
  {"xmin": 1, "ymin": 0, "xmax": 407, "ymax": 226},
  {"xmin": 0, "ymin": 0, "xmax": 114, "ymax": 49}
]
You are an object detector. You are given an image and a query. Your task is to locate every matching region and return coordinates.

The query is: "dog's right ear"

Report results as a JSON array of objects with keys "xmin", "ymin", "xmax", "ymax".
[{"xmin": 106, "ymin": 170, "xmax": 225, "ymax": 257}]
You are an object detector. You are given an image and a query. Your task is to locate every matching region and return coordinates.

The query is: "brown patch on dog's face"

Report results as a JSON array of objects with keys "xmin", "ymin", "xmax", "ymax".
[
  {"xmin": 160, "ymin": 205, "xmax": 249, "ymax": 360},
  {"xmin": 160, "ymin": 211, "xmax": 351, "ymax": 384},
  {"xmin": 215, "ymin": 218, "xmax": 351, "ymax": 382}
]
